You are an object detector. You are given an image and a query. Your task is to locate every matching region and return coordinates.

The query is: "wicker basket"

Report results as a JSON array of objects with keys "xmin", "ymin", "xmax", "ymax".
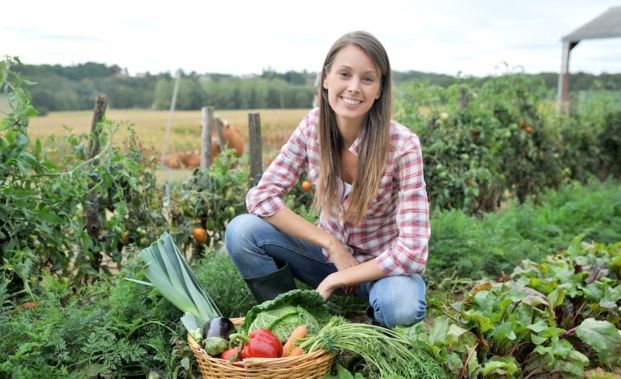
[{"xmin": 188, "ymin": 317, "xmax": 334, "ymax": 379}]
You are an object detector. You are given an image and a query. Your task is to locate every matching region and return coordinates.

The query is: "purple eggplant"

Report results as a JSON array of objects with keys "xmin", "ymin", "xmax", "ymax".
[{"xmin": 203, "ymin": 317, "xmax": 236, "ymax": 341}]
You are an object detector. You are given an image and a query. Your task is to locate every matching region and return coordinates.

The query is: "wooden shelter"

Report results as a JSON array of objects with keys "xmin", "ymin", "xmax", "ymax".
[{"xmin": 557, "ymin": 6, "xmax": 621, "ymax": 113}]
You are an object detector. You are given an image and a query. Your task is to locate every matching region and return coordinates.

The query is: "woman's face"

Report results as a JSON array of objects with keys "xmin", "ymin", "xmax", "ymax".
[{"xmin": 323, "ymin": 44, "xmax": 382, "ymax": 127}]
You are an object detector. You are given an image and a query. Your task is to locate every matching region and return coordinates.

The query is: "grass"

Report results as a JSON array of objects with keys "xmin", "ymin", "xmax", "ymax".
[{"xmin": 27, "ymin": 108, "xmax": 309, "ymax": 154}]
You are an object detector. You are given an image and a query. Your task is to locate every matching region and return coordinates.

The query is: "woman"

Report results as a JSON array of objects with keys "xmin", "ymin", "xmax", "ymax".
[{"xmin": 225, "ymin": 31, "xmax": 429, "ymax": 328}]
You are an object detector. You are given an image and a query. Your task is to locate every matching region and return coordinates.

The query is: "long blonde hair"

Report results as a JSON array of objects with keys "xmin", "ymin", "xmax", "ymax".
[{"xmin": 314, "ymin": 31, "xmax": 392, "ymax": 225}]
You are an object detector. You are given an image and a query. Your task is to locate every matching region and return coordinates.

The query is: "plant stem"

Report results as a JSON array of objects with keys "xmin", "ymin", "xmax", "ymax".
[{"xmin": 457, "ymin": 342, "xmax": 479, "ymax": 379}]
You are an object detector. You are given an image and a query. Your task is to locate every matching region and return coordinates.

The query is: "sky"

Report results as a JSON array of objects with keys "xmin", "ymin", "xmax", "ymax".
[{"xmin": 2, "ymin": 0, "xmax": 620, "ymax": 77}]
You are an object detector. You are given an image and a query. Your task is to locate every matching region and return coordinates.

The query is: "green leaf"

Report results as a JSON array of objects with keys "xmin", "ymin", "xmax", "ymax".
[
  {"xmin": 527, "ymin": 319, "xmax": 548, "ymax": 333},
  {"xmin": 575, "ymin": 318, "xmax": 621, "ymax": 365},
  {"xmin": 463, "ymin": 309, "xmax": 494, "ymax": 334},
  {"xmin": 428, "ymin": 315, "xmax": 449, "ymax": 345},
  {"xmin": 480, "ymin": 356, "xmax": 519, "ymax": 377},
  {"xmin": 547, "ymin": 287, "xmax": 566, "ymax": 307}
]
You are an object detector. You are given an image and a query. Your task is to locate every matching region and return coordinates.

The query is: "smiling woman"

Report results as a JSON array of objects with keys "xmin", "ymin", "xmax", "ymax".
[{"xmin": 225, "ymin": 31, "xmax": 431, "ymax": 329}]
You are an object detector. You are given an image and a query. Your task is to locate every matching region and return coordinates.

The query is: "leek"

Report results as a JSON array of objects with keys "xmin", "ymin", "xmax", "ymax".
[{"xmin": 129, "ymin": 232, "xmax": 221, "ymax": 327}]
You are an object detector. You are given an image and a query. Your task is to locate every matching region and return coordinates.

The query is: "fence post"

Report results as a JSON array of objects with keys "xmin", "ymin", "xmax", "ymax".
[
  {"xmin": 248, "ymin": 112, "xmax": 262, "ymax": 184},
  {"xmin": 84, "ymin": 94, "xmax": 107, "ymax": 273},
  {"xmin": 215, "ymin": 117, "xmax": 225, "ymax": 152},
  {"xmin": 200, "ymin": 106, "xmax": 214, "ymax": 168}
]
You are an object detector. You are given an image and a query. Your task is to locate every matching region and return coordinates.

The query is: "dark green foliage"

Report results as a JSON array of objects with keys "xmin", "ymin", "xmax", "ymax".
[
  {"xmin": 395, "ymin": 74, "xmax": 567, "ymax": 213},
  {"xmin": 0, "ymin": 262, "xmax": 186, "ymax": 378},
  {"xmin": 165, "ymin": 150, "xmax": 251, "ymax": 255},
  {"xmin": 0, "ymin": 249, "xmax": 254, "ymax": 378},
  {"xmin": 599, "ymin": 110, "xmax": 621, "ymax": 177},
  {"xmin": 428, "ymin": 179, "xmax": 621, "ymax": 280},
  {"xmin": 193, "ymin": 251, "xmax": 255, "ymax": 318},
  {"xmin": 1, "ymin": 58, "xmax": 168, "ymax": 293}
]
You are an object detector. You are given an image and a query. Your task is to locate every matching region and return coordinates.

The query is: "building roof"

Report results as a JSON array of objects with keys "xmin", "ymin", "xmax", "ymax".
[{"xmin": 562, "ymin": 6, "xmax": 621, "ymax": 42}]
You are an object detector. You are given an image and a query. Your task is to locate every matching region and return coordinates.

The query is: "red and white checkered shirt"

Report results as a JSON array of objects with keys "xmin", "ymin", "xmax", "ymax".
[{"xmin": 246, "ymin": 108, "xmax": 430, "ymax": 276}]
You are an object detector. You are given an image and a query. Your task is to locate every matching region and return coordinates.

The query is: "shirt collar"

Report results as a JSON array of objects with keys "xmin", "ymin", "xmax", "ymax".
[{"xmin": 348, "ymin": 136, "xmax": 362, "ymax": 156}]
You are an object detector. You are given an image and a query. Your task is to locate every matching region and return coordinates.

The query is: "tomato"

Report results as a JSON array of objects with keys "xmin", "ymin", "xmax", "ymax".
[
  {"xmin": 301, "ymin": 180, "xmax": 312, "ymax": 192},
  {"xmin": 192, "ymin": 227, "xmax": 208, "ymax": 244}
]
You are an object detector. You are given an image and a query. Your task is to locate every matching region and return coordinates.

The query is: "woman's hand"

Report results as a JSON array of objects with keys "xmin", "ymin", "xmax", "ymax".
[
  {"xmin": 316, "ymin": 273, "xmax": 339, "ymax": 300},
  {"xmin": 326, "ymin": 239, "xmax": 359, "ymax": 271},
  {"xmin": 325, "ymin": 239, "xmax": 359, "ymax": 295}
]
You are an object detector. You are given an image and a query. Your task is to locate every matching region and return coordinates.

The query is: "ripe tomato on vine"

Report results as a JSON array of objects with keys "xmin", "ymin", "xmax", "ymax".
[{"xmin": 192, "ymin": 227, "xmax": 208, "ymax": 244}]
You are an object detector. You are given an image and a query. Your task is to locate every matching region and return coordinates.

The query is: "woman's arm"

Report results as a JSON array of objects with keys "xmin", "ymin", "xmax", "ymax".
[
  {"xmin": 316, "ymin": 259, "xmax": 385, "ymax": 300},
  {"xmin": 265, "ymin": 208, "xmax": 359, "ymax": 271},
  {"xmin": 267, "ymin": 205, "xmax": 386, "ymax": 301}
]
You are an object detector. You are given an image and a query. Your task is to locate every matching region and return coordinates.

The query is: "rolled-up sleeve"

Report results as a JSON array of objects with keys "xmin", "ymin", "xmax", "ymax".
[
  {"xmin": 375, "ymin": 135, "xmax": 430, "ymax": 275},
  {"xmin": 246, "ymin": 114, "xmax": 311, "ymax": 217}
]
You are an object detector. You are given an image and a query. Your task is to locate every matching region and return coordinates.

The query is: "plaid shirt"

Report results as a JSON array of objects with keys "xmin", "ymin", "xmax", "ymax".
[{"xmin": 246, "ymin": 108, "xmax": 430, "ymax": 276}]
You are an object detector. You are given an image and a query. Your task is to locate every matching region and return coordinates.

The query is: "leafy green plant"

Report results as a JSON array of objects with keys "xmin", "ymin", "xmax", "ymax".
[
  {"xmin": 407, "ymin": 237, "xmax": 621, "ymax": 378},
  {"xmin": 395, "ymin": 73, "xmax": 566, "ymax": 214},
  {"xmin": 1, "ymin": 57, "xmax": 88, "ymax": 294},
  {"xmin": 165, "ymin": 149, "xmax": 250, "ymax": 256},
  {"xmin": 427, "ymin": 179, "xmax": 621, "ymax": 279},
  {"xmin": 1, "ymin": 57, "xmax": 168, "ymax": 293}
]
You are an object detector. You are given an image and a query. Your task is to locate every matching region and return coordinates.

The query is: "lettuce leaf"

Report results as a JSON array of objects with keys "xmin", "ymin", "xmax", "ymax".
[{"xmin": 241, "ymin": 289, "xmax": 331, "ymax": 341}]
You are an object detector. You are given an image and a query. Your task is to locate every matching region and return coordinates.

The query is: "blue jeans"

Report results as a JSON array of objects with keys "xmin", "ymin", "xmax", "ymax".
[{"xmin": 224, "ymin": 214, "xmax": 427, "ymax": 328}]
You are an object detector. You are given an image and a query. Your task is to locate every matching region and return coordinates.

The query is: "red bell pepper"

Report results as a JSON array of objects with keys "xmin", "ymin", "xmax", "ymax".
[{"xmin": 232, "ymin": 328, "xmax": 283, "ymax": 359}]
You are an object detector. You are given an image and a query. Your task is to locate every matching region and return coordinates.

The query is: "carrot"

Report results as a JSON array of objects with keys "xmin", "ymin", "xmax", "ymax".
[
  {"xmin": 288, "ymin": 346, "xmax": 304, "ymax": 356},
  {"xmin": 282, "ymin": 325, "xmax": 308, "ymax": 356}
]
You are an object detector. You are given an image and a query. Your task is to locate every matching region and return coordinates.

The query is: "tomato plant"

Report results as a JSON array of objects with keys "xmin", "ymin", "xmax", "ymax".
[{"xmin": 165, "ymin": 149, "xmax": 250, "ymax": 257}]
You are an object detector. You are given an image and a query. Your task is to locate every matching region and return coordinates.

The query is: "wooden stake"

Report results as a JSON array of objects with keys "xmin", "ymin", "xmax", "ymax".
[{"xmin": 248, "ymin": 112, "xmax": 262, "ymax": 183}]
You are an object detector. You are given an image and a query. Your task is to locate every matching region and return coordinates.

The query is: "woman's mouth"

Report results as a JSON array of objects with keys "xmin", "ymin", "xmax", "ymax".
[{"xmin": 341, "ymin": 97, "xmax": 363, "ymax": 105}]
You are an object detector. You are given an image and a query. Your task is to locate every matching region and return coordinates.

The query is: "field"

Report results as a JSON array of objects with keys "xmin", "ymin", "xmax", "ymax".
[{"xmin": 28, "ymin": 108, "xmax": 309, "ymax": 154}]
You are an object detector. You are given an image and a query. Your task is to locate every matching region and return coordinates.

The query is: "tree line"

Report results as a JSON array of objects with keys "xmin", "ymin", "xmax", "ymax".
[{"xmin": 12, "ymin": 62, "xmax": 621, "ymax": 113}]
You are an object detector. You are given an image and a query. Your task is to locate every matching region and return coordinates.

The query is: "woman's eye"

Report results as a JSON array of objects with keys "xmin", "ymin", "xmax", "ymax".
[
  {"xmin": 363, "ymin": 77, "xmax": 375, "ymax": 83},
  {"xmin": 338, "ymin": 71, "xmax": 350, "ymax": 78}
]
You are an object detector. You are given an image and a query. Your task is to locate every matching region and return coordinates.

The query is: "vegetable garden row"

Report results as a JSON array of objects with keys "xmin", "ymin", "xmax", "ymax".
[{"xmin": 1, "ymin": 57, "xmax": 621, "ymax": 377}]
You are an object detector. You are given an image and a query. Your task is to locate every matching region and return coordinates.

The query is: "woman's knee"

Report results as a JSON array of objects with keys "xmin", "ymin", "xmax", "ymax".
[
  {"xmin": 225, "ymin": 214, "xmax": 264, "ymax": 257},
  {"xmin": 369, "ymin": 275, "xmax": 427, "ymax": 328}
]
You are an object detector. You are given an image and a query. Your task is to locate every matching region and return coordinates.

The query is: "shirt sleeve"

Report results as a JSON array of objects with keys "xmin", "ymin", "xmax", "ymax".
[
  {"xmin": 375, "ymin": 134, "xmax": 430, "ymax": 275},
  {"xmin": 246, "ymin": 113, "xmax": 311, "ymax": 217}
]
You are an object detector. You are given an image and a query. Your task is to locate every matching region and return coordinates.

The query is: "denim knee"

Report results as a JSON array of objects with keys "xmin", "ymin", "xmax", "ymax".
[
  {"xmin": 225, "ymin": 214, "xmax": 261, "ymax": 258},
  {"xmin": 369, "ymin": 274, "xmax": 427, "ymax": 328}
]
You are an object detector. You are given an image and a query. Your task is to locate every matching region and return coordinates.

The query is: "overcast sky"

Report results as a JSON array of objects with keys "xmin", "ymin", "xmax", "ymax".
[{"xmin": 2, "ymin": 0, "xmax": 620, "ymax": 77}]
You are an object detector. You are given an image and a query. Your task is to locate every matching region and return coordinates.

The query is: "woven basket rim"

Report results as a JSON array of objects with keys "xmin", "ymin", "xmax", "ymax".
[
  {"xmin": 187, "ymin": 333, "xmax": 332, "ymax": 366},
  {"xmin": 187, "ymin": 316, "xmax": 334, "ymax": 378}
]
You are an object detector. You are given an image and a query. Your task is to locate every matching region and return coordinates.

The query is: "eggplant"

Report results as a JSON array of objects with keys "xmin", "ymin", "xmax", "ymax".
[{"xmin": 203, "ymin": 317, "xmax": 236, "ymax": 341}]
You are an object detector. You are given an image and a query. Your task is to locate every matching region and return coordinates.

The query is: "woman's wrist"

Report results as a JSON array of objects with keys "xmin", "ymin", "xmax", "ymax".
[{"xmin": 323, "ymin": 234, "xmax": 340, "ymax": 252}]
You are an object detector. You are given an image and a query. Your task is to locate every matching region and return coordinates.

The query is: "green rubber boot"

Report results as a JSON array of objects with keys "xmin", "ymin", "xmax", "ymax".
[{"xmin": 244, "ymin": 263, "xmax": 297, "ymax": 304}]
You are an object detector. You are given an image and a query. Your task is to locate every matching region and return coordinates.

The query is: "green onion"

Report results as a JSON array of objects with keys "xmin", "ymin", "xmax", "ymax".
[{"xmin": 128, "ymin": 232, "xmax": 221, "ymax": 327}]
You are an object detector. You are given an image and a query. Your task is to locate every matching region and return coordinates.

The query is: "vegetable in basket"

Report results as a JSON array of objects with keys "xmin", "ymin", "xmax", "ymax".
[
  {"xmin": 202, "ymin": 316, "xmax": 237, "ymax": 356},
  {"xmin": 240, "ymin": 289, "xmax": 331, "ymax": 342},
  {"xmin": 300, "ymin": 316, "xmax": 446, "ymax": 378},
  {"xmin": 231, "ymin": 328, "xmax": 283, "ymax": 358},
  {"xmin": 283, "ymin": 325, "xmax": 308, "ymax": 357},
  {"xmin": 128, "ymin": 232, "xmax": 221, "ymax": 328},
  {"xmin": 220, "ymin": 346, "xmax": 241, "ymax": 362},
  {"xmin": 204, "ymin": 316, "xmax": 236, "ymax": 340}
]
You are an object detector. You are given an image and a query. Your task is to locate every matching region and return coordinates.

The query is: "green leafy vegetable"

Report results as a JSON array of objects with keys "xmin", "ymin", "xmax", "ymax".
[
  {"xmin": 128, "ymin": 232, "xmax": 221, "ymax": 327},
  {"xmin": 240, "ymin": 289, "xmax": 330, "ymax": 341}
]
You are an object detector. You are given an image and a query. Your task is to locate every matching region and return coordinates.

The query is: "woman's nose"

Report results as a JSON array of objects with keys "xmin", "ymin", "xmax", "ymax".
[{"xmin": 347, "ymin": 77, "xmax": 361, "ymax": 92}]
